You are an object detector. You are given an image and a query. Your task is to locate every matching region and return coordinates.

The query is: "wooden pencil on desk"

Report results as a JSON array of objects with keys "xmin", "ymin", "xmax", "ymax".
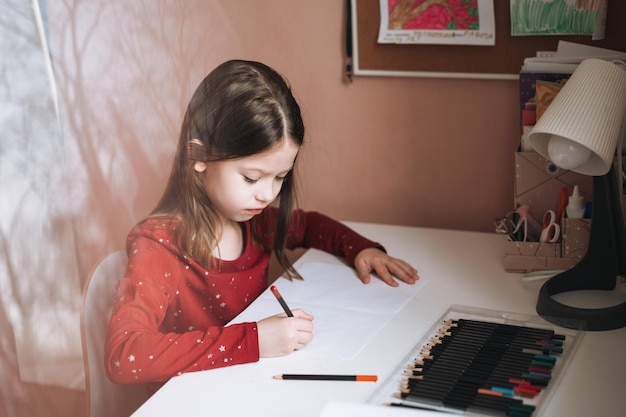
[{"xmin": 273, "ymin": 374, "xmax": 377, "ymax": 382}]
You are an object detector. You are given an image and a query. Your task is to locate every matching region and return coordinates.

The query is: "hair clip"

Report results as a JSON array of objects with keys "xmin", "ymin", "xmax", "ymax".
[{"xmin": 186, "ymin": 139, "xmax": 207, "ymax": 161}]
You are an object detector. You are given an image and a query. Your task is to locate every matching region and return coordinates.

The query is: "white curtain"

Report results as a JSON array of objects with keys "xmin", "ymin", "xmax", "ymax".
[
  {"xmin": 0, "ymin": 1, "xmax": 333, "ymax": 415},
  {"xmin": 0, "ymin": 0, "xmax": 84, "ymax": 397},
  {"xmin": 1, "ymin": 0, "xmax": 218, "ymax": 403}
]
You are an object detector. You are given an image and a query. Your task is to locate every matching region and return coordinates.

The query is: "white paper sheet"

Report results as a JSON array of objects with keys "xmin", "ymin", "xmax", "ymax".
[
  {"xmin": 521, "ymin": 41, "xmax": 626, "ymax": 72},
  {"xmin": 231, "ymin": 262, "xmax": 427, "ymax": 360}
]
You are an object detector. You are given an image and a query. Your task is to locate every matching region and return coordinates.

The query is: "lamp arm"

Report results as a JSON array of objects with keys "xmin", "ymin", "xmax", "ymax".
[
  {"xmin": 613, "ymin": 59, "xmax": 626, "ymax": 213},
  {"xmin": 536, "ymin": 164, "xmax": 626, "ymax": 330},
  {"xmin": 617, "ymin": 115, "xmax": 626, "ymax": 213}
]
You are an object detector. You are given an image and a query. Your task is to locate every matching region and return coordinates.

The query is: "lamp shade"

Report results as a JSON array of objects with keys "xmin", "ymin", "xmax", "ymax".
[{"xmin": 528, "ymin": 59, "xmax": 626, "ymax": 176}]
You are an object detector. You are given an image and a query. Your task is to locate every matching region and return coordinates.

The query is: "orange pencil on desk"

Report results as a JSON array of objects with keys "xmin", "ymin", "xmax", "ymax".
[{"xmin": 273, "ymin": 374, "xmax": 378, "ymax": 382}]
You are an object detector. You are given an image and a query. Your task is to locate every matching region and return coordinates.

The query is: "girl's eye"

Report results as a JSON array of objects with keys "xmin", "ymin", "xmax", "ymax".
[
  {"xmin": 275, "ymin": 175, "xmax": 286, "ymax": 182},
  {"xmin": 243, "ymin": 176, "xmax": 258, "ymax": 184}
]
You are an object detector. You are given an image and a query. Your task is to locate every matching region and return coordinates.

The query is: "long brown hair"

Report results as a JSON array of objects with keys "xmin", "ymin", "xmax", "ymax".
[{"xmin": 151, "ymin": 60, "xmax": 304, "ymax": 276}]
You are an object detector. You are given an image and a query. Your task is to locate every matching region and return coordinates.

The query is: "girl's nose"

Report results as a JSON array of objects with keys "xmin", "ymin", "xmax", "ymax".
[{"xmin": 256, "ymin": 181, "xmax": 278, "ymax": 203}]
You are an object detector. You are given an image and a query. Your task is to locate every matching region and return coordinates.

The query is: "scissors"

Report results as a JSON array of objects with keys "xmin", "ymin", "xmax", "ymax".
[
  {"xmin": 494, "ymin": 205, "xmax": 542, "ymax": 242},
  {"xmin": 540, "ymin": 210, "xmax": 560, "ymax": 243}
]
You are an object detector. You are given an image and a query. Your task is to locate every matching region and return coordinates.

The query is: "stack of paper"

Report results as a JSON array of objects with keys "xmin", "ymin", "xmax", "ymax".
[{"xmin": 521, "ymin": 41, "xmax": 626, "ymax": 73}]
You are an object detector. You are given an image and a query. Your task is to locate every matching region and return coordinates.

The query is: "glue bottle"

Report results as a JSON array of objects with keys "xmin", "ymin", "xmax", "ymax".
[{"xmin": 566, "ymin": 185, "xmax": 585, "ymax": 219}]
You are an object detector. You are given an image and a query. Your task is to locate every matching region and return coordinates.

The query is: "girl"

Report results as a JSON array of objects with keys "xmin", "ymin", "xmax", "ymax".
[{"xmin": 105, "ymin": 60, "xmax": 418, "ymax": 393}]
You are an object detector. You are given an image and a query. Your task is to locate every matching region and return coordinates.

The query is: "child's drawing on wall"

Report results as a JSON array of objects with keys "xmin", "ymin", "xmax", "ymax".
[
  {"xmin": 387, "ymin": 0, "xmax": 479, "ymax": 31},
  {"xmin": 377, "ymin": 0, "xmax": 495, "ymax": 46},
  {"xmin": 510, "ymin": 0, "xmax": 607, "ymax": 37}
]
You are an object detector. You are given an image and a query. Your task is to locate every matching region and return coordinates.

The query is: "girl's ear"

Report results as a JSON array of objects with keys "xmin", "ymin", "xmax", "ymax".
[{"xmin": 194, "ymin": 161, "xmax": 207, "ymax": 172}]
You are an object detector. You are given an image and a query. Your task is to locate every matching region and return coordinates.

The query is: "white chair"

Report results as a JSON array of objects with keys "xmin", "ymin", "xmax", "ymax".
[{"xmin": 81, "ymin": 250, "xmax": 147, "ymax": 417}]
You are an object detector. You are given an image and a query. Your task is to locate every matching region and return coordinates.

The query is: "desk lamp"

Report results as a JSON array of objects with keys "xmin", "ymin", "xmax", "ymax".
[{"xmin": 528, "ymin": 58, "xmax": 626, "ymax": 331}]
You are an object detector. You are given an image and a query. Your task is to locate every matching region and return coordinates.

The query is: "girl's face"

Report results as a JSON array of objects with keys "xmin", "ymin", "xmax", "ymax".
[{"xmin": 195, "ymin": 139, "xmax": 300, "ymax": 223}]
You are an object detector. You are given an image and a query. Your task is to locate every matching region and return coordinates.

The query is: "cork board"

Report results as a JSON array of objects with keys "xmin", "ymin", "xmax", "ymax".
[{"xmin": 351, "ymin": 0, "xmax": 626, "ymax": 79}]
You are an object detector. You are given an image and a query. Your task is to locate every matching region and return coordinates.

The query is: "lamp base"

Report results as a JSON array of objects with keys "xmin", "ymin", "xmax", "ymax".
[{"xmin": 536, "ymin": 165, "xmax": 626, "ymax": 331}]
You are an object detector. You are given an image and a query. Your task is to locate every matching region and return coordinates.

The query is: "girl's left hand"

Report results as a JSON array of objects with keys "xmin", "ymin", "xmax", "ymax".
[{"xmin": 354, "ymin": 248, "xmax": 419, "ymax": 287}]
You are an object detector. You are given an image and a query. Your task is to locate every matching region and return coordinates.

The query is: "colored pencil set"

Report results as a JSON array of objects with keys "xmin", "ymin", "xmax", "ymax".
[{"xmin": 389, "ymin": 318, "xmax": 566, "ymax": 417}]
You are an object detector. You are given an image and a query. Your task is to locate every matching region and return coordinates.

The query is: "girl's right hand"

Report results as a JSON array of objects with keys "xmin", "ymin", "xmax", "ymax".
[{"xmin": 257, "ymin": 309, "xmax": 314, "ymax": 357}]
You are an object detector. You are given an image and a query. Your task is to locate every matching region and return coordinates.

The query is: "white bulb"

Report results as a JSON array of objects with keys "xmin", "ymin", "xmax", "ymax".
[{"xmin": 547, "ymin": 135, "xmax": 591, "ymax": 170}]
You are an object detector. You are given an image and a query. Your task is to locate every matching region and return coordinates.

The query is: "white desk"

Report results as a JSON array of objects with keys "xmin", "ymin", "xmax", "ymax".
[{"xmin": 131, "ymin": 223, "xmax": 626, "ymax": 417}]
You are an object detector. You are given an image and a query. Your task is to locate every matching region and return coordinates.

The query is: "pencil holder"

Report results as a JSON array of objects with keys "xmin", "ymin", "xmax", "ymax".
[
  {"xmin": 504, "ymin": 240, "xmax": 577, "ymax": 273},
  {"xmin": 503, "ymin": 152, "xmax": 591, "ymax": 273},
  {"xmin": 503, "ymin": 153, "xmax": 626, "ymax": 273},
  {"xmin": 561, "ymin": 218, "xmax": 591, "ymax": 260}
]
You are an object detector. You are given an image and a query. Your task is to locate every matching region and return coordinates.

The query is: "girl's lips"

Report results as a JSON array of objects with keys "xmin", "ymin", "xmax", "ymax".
[{"xmin": 246, "ymin": 209, "xmax": 264, "ymax": 215}]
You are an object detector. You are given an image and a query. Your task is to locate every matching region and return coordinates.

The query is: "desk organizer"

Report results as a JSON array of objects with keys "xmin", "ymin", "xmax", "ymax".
[
  {"xmin": 504, "ymin": 153, "xmax": 626, "ymax": 272},
  {"xmin": 368, "ymin": 305, "xmax": 583, "ymax": 417},
  {"xmin": 504, "ymin": 152, "xmax": 592, "ymax": 273},
  {"xmin": 504, "ymin": 218, "xmax": 590, "ymax": 273}
]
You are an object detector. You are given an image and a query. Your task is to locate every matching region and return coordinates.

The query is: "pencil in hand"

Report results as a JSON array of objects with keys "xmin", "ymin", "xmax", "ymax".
[{"xmin": 270, "ymin": 285, "xmax": 293, "ymax": 317}]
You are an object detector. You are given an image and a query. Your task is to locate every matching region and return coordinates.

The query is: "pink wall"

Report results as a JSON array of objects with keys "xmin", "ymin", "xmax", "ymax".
[
  {"xmin": 193, "ymin": 1, "xmax": 521, "ymax": 232},
  {"xmin": 48, "ymin": 0, "xmax": 520, "ymax": 286},
  {"xmin": 297, "ymin": 75, "xmax": 518, "ymax": 230},
  {"xmin": 211, "ymin": 2, "xmax": 520, "ymax": 232}
]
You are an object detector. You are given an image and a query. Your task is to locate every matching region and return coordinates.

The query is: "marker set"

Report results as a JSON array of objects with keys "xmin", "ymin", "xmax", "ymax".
[{"xmin": 369, "ymin": 305, "xmax": 582, "ymax": 416}]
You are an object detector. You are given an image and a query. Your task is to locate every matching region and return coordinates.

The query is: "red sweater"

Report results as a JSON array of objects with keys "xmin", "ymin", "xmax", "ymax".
[{"xmin": 105, "ymin": 210, "xmax": 382, "ymax": 389}]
